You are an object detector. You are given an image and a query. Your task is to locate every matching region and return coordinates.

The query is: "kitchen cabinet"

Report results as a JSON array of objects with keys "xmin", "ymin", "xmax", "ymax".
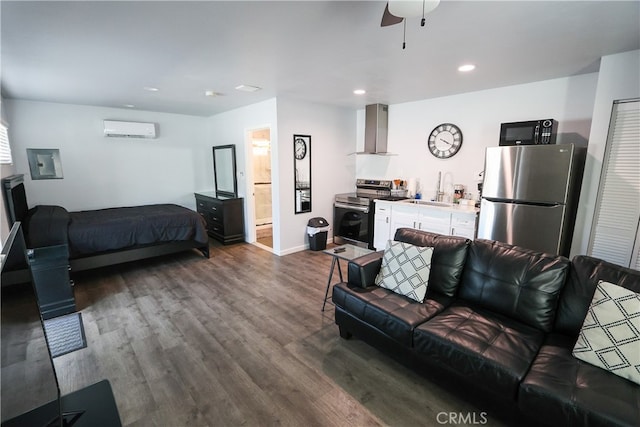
[
  {"xmin": 390, "ymin": 205, "xmax": 451, "ymax": 237},
  {"xmin": 377, "ymin": 201, "xmax": 478, "ymax": 244},
  {"xmin": 389, "ymin": 204, "xmax": 420, "ymax": 234},
  {"xmin": 418, "ymin": 208, "xmax": 451, "ymax": 235},
  {"xmin": 450, "ymin": 211, "xmax": 477, "ymax": 239},
  {"xmin": 373, "ymin": 202, "xmax": 392, "ymax": 250}
]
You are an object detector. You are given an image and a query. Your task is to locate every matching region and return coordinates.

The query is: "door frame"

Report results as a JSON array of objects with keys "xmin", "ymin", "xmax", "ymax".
[{"xmin": 244, "ymin": 125, "xmax": 273, "ymax": 249}]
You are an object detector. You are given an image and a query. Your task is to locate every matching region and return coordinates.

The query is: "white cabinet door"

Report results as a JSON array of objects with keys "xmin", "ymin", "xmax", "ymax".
[
  {"xmin": 450, "ymin": 212, "xmax": 477, "ymax": 239},
  {"xmin": 388, "ymin": 203, "xmax": 478, "ymax": 241},
  {"xmin": 418, "ymin": 208, "xmax": 451, "ymax": 235},
  {"xmin": 373, "ymin": 203, "xmax": 392, "ymax": 250},
  {"xmin": 390, "ymin": 205, "xmax": 420, "ymax": 238}
]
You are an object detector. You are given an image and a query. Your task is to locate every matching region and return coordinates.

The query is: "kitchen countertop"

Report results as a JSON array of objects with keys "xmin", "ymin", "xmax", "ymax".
[{"xmin": 375, "ymin": 198, "xmax": 480, "ymax": 214}]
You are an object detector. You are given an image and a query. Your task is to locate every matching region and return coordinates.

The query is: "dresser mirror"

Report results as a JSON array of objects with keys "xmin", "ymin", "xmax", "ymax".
[
  {"xmin": 213, "ymin": 144, "xmax": 238, "ymax": 198},
  {"xmin": 294, "ymin": 134, "xmax": 311, "ymax": 214}
]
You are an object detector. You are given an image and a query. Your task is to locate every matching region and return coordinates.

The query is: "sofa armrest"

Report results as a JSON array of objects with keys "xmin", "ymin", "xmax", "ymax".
[{"xmin": 347, "ymin": 251, "xmax": 383, "ymax": 288}]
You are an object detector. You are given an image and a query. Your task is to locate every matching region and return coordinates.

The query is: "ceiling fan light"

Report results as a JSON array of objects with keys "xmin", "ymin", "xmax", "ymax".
[{"xmin": 389, "ymin": 0, "xmax": 440, "ymax": 18}]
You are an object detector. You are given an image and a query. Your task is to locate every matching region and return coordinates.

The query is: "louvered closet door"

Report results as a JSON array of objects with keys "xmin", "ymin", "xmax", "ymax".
[{"xmin": 588, "ymin": 99, "xmax": 640, "ymax": 269}]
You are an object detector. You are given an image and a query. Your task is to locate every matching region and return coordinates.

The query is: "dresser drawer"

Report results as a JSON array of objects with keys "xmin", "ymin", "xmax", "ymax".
[
  {"xmin": 194, "ymin": 193, "xmax": 245, "ymax": 245},
  {"xmin": 196, "ymin": 198, "xmax": 222, "ymax": 214}
]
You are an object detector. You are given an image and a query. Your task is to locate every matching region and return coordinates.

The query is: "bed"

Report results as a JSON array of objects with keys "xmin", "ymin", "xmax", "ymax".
[{"xmin": 2, "ymin": 174, "xmax": 209, "ymax": 285}]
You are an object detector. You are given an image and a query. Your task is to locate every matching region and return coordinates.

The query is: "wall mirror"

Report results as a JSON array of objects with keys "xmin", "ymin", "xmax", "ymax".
[
  {"xmin": 294, "ymin": 134, "xmax": 311, "ymax": 214},
  {"xmin": 213, "ymin": 144, "xmax": 238, "ymax": 197}
]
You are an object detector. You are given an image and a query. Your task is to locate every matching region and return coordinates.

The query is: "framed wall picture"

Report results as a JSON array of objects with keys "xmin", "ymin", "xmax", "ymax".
[{"xmin": 26, "ymin": 148, "xmax": 64, "ymax": 180}]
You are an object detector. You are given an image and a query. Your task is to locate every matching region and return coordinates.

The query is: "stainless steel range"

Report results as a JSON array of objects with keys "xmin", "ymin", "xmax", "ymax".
[{"xmin": 334, "ymin": 179, "xmax": 407, "ymax": 249}]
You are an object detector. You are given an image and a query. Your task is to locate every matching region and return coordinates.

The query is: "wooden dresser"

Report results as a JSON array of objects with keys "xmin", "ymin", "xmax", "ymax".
[{"xmin": 194, "ymin": 192, "xmax": 245, "ymax": 244}]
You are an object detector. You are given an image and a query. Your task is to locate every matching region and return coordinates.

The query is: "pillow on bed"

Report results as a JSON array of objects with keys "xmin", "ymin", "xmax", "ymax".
[{"xmin": 25, "ymin": 205, "xmax": 70, "ymax": 248}]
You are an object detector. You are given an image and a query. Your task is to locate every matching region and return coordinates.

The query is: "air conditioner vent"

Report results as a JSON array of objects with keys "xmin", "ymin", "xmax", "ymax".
[{"xmin": 103, "ymin": 120, "xmax": 157, "ymax": 139}]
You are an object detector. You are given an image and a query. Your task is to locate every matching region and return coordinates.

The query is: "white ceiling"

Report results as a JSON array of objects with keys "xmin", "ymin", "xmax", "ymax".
[{"xmin": 2, "ymin": 1, "xmax": 639, "ymax": 117}]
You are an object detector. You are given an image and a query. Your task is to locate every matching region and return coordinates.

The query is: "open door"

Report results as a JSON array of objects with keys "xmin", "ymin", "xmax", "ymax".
[{"xmin": 248, "ymin": 128, "xmax": 273, "ymax": 249}]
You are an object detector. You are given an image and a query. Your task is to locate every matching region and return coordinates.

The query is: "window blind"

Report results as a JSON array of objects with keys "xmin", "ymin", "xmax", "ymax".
[
  {"xmin": 588, "ymin": 99, "xmax": 640, "ymax": 268},
  {"xmin": 0, "ymin": 124, "xmax": 12, "ymax": 165}
]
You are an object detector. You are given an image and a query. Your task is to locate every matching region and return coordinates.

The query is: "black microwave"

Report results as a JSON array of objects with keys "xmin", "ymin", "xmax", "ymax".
[{"xmin": 499, "ymin": 119, "xmax": 556, "ymax": 146}]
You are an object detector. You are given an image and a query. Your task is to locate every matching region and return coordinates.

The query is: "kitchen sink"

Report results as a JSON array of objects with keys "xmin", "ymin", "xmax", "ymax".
[{"xmin": 401, "ymin": 199, "xmax": 454, "ymax": 207}]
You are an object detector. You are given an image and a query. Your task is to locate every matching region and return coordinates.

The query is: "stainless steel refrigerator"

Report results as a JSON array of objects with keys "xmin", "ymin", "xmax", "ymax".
[{"xmin": 477, "ymin": 144, "xmax": 586, "ymax": 256}]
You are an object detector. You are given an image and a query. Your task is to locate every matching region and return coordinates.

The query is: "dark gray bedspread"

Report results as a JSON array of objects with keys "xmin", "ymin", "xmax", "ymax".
[{"xmin": 26, "ymin": 204, "xmax": 208, "ymax": 256}]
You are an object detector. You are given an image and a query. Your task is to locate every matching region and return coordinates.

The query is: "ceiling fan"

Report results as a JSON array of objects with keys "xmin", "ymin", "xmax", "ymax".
[{"xmin": 381, "ymin": 0, "xmax": 441, "ymax": 48}]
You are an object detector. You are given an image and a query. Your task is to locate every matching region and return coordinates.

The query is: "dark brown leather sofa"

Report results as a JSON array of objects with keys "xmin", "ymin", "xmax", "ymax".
[{"xmin": 333, "ymin": 228, "xmax": 640, "ymax": 427}]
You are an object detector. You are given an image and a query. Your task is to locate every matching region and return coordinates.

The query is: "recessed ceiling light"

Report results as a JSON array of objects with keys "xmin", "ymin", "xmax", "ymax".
[
  {"xmin": 143, "ymin": 86, "xmax": 159, "ymax": 92},
  {"xmin": 123, "ymin": 104, "xmax": 135, "ymax": 108},
  {"xmin": 235, "ymin": 84, "xmax": 261, "ymax": 92},
  {"xmin": 353, "ymin": 89, "xmax": 366, "ymax": 95},
  {"xmin": 458, "ymin": 64, "xmax": 476, "ymax": 72},
  {"xmin": 205, "ymin": 90, "xmax": 224, "ymax": 97}
]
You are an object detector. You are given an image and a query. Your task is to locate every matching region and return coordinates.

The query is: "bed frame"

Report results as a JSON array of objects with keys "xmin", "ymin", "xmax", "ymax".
[{"xmin": 2, "ymin": 174, "xmax": 209, "ymax": 286}]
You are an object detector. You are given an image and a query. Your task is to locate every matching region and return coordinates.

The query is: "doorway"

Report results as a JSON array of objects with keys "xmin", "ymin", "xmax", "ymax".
[{"xmin": 250, "ymin": 128, "xmax": 273, "ymax": 248}]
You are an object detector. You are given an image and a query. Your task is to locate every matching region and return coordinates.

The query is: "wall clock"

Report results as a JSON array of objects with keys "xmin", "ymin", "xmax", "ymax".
[
  {"xmin": 294, "ymin": 137, "xmax": 307, "ymax": 160},
  {"xmin": 428, "ymin": 123, "xmax": 463, "ymax": 158}
]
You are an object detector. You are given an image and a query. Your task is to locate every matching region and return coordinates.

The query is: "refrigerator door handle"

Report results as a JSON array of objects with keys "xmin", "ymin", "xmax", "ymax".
[{"xmin": 482, "ymin": 197, "xmax": 561, "ymax": 208}]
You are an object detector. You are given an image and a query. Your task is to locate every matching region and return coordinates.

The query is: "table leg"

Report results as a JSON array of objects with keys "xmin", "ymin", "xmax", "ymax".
[{"xmin": 322, "ymin": 257, "xmax": 338, "ymax": 312}]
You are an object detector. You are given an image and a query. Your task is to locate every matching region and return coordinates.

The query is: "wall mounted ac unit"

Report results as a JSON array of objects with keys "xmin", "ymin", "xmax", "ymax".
[{"xmin": 103, "ymin": 120, "xmax": 157, "ymax": 138}]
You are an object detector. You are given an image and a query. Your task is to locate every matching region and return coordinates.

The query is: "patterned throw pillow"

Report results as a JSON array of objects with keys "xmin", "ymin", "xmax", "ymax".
[
  {"xmin": 572, "ymin": 280, "xmax": 640, "ymax": 385},
  {"xmin": 375, "ymin": 241, "xmax": 434, "ymax": 303}
]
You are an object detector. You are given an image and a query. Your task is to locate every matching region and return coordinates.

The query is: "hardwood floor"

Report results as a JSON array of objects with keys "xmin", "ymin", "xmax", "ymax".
[{"xmin": 2, "ymin": 241, "xmax": 509, "ymax": 426}]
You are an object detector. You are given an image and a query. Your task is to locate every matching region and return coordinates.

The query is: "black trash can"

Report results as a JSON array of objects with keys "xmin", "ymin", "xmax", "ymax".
[{"xmin": 307, "ymin": 217, "xmax": 329, "ymax": 251}]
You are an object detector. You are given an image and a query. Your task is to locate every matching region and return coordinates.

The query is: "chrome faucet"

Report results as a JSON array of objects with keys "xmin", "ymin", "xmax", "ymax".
[{"xmin": 436, "ymin": 171, "xmax": 444, "ymax": 202}]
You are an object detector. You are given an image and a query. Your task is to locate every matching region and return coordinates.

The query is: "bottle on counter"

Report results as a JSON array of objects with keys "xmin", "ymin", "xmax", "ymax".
[
  {"xmin": 453, "ymin": 184, "xmax": 465, "ymax": 204},
  {"xmin": 415, "ymin": 179, "xmax": 422, "ymax": 199}
]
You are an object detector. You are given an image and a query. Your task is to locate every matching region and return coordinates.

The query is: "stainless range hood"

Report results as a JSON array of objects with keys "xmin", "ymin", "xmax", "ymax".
[{"xmin": 357, "ymin": 104, "xmax": 392, "ymax": 155}]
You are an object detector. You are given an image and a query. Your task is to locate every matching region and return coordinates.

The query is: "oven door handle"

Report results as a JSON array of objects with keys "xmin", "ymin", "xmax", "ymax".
[{"xmin": 334, "ymin": 202, "xmax": 369, "ymax": 213}]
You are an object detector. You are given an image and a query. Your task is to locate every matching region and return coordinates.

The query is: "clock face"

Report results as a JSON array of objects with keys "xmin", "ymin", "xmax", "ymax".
[
  {"xmin": 428, "ymin": 123, "xmax": 463, "ymax": 158},
  {"xmin": 294, "ymin": 138, "xmax": 307, "ymax": 160}
]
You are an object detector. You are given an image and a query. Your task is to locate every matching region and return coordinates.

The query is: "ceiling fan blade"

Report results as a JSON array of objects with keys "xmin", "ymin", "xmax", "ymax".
[{"xmin": 381, "ymin": 3, "xmax": 403, "ymax": 27}]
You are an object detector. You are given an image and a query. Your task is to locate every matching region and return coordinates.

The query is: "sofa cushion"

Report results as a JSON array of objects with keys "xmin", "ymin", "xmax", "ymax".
[
  {"xmin": 458, "ymin": 239, "xmax": 570, "ymax": 332},
  {"xmin": 332, "ymin": 282, "xmax": 451, "ymax": 347},
  {"xmin": 555, "ymin": 255, "xmax": 640, "ymax": 337},
  {"xmin": 375, "ymin": 241, "xmax": 434, "ymax": 302},
  {"xmin": 393, "ymin": 228, "xmax": 470, "ymax": 298},
  {"xmin": 519, "ymin": 333, "xmax": 640, "ymax": 427},
  {"xmin": 572, "ymin": 280, "xmax": 640, "ymax": 385},
  {"xmin": 413, "ymin": 301, "xmax": 545, "ymax": 398}
]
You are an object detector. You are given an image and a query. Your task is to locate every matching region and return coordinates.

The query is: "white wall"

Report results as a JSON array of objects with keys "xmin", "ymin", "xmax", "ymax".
[
  {"xmin": 356, "ymin": 74, "xmax": 598, "ymax": 203},
  {"xmin": 4, "ymin": 100, "xmax": 208, "ymax": 211},
  {"xmin": 2, "ymin": 97, "xmax": 356, "ymax": 256},
  {"xmin": 5, "ymin": 51, "xmax": 634, "ymax": 258},
  {"xmin": 573, "ymin": 49, "xmax": 640, "ymax": 257},
  {"xmin": 276, "ymin": 98, "xmax": 356, "ymax": 254},
  {"xmin": 203, "ymin": 98, "xmax": 355, "ymax": 255},
  {"xmin": 202, "ymin": 98, "xmax": 277, "ymax": 246}
]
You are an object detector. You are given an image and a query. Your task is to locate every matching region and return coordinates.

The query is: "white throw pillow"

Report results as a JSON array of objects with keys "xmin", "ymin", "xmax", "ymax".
[
  {"xmin": 572, "ymin": 280, "xmax": 640, "ymax": 385},
  {"xmin": 375, "ymin": 240, "xmax": 434, "ymax": 303}
]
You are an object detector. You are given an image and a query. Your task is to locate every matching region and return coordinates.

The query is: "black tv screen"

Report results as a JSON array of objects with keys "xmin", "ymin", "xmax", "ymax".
[{"xmin": 1, "ymin": 222, "xmax": 60, "ymax": 424}]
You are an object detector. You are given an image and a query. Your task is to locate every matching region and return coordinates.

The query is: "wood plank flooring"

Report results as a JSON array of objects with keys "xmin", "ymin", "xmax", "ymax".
[{"xmin": 2, "ymin": 241, "xmax": 511, "ymax": 426}]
